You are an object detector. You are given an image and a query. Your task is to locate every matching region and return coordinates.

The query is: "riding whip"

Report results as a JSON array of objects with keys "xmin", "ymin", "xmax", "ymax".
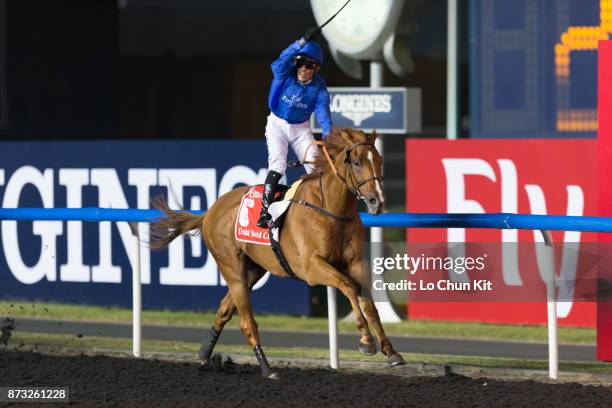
[{"xmin": 318, "ymin": 0, "xmax": 353, "ymax": 30}]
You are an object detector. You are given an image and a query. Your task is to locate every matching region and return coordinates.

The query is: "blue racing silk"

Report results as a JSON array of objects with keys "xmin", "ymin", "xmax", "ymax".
[{"xmin": 267, "ymin": 40, "xmax": 333, "ymax": 138}]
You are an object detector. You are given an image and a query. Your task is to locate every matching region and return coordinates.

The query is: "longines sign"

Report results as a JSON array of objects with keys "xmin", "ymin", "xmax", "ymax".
[{"xmin": 311, "ymin": 87, "xmax": 421, "ymax": 134}]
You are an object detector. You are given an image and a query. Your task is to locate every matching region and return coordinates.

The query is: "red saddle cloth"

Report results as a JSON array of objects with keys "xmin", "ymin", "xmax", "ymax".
[{"xmin": 234, "ymin": 186, "xmax": 282, "ymax": 245}]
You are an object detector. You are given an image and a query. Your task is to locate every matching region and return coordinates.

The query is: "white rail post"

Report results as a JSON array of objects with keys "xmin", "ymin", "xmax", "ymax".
[
  {"xmin": 129, "ymin": 222, "xmax": 142, "ymax": 358},
  {"xmin": 540, "ymin": 230, "xmax": 558, "ymax": 379},
  {"xmin": 327, "ymin": 286, "xmax": 339, "ymax": 369}
]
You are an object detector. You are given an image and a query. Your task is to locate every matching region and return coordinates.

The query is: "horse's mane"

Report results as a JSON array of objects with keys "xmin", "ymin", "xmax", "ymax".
[{"xmin": 301, "ymin": 128, "xmax": 369, "ymax": 181}]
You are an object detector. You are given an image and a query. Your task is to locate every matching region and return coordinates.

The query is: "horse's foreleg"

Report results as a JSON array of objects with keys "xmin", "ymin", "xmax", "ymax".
[
  {"xmin": 358, "ymin": 297, "xmax": 405, "ymax": 366},
  {"xmin": 308, "ymin": 255, "xmax": 376, "ymax": 354},
  {"xmin": 199, "ymin": 264, "xmax": 265, "ymax": 364},
  {"xmin": 346, "ymin": 260, "xmax": 406, "ymax": 366}
]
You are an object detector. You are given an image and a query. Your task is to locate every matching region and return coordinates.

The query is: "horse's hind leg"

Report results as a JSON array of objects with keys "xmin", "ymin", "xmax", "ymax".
[
  {"xmin": 228, "ymin": 277, "xmax": 279, "ymax": 379},
  {"xmin": 198, "ymin": 291, "xmax": 233, "ymax": 364},
  {"xmin": 199, "ymin": 263, "xmax": 266, "ymax": 364},
  {"xmin": 213, "ymin": 255, "xmax": 278, "ymax": 379}
]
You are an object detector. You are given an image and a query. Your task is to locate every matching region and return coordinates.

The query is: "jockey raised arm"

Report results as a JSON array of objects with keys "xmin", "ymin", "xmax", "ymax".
[{"xmin": 258, "ymin": 27, "xmax": 333, "ymax": 228}]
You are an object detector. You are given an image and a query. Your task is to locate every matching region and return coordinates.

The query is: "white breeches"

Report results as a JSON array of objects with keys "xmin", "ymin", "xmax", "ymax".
[{"xmin": 265, "ymin": 112, "xmax": 318, "ymax": 175}]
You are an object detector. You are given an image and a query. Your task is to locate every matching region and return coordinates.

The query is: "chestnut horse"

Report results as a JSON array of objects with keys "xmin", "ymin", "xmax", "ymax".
[{"xmin": 150, "ymin": 128, "xmax": 405, "ymax": 379}]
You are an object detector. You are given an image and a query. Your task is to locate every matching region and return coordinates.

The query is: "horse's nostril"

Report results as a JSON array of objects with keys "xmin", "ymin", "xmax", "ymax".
[{"xmin": 369, "ymin": 198, "xmax": 378, "ymax": 205}]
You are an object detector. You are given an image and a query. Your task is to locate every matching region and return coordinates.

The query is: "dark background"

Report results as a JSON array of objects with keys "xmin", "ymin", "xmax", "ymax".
[{"xmin": 0, "ymin": 0, "xmax": 468, "ymax": 141}]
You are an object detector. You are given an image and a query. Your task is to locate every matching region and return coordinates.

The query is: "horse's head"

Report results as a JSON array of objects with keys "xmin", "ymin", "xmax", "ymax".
[{"xmin": 337, "ymin": 128, "xmax": 385, "ymax": 215}]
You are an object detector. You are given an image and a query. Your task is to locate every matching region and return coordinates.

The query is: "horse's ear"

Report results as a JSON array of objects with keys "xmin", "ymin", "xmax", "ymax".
[
  {"xmin": 339, "ymin": 128, "xmax": 354, "ymax": 145},
  {"xmin": 369, "ymin": 129, "xmax": 378, "ymax": 143}
]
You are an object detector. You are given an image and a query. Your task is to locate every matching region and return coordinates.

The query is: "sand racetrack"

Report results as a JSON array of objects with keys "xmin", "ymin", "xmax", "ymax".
[{"xmin": 0, "ymin": 350, "xmax": 611, "ymax": 407}]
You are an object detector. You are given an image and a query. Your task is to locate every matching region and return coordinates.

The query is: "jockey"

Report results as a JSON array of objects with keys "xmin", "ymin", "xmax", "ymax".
[{"xmin": 258, "ymin": 27, "xmax": 333, "ymax": 228}]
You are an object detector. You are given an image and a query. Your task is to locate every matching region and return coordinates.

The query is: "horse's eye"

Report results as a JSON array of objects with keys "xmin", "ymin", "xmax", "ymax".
[{"xmin": 353, "ymin": 160, "xmax": 361, "ymax": 167}]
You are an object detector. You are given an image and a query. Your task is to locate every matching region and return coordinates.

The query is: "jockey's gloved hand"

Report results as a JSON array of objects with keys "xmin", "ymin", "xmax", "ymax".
[
  {"xmin": 300, "ymin": 26, "xmax": 321, "ymax": 46},
  {"xmin": 315, "ymin": 133, "xmax": 325, "ymax": 148}
]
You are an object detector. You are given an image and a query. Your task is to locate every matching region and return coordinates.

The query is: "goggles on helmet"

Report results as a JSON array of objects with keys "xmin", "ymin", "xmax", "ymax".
[{"xmin": 293, "ymin": 55, "xmax": 318, "ymax": 70}]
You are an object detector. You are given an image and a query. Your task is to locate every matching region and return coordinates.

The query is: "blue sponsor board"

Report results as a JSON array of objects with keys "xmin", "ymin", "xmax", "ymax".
[
  {"xmin": 0, "ymin": 140, "xmax": 310, "ymax": 314},
  {"xmin": 312, "ymin": 87, "xmax": 417, "ymax": 134}
]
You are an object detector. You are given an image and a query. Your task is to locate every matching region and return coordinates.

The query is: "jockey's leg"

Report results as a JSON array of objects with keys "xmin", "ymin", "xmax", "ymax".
[
  {"xmin": 258, "ymin": 116, "xmax": 288, "ymax": 227},
  {"xmin": 265, "ymin": 114, "xmax": 289, "ymax": 176},
  {"xmin": 291, "ymin": 127, "xmax": 317, "ymax": 174},
  {"xmin": 257, "ymin": 170, "xmax": 282, "ymax": 227}
]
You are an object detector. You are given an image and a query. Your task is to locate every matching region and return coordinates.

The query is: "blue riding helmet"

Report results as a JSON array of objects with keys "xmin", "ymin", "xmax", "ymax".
[{"xmin": 296, "ymin": 41, "xmax": 323, "ymax": 65}]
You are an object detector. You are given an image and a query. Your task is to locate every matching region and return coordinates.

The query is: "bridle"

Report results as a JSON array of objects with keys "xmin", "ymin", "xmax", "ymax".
[
  {"xmin": 342, "ymin": 142, "xmax": 384, "ymax": 201},
  {"xmin": 287, "ymin": 139, "xmax": 383, "ymax": 223},
  {"xmin": 314, "ymin": 141, "xmax": 384, "ymax": 202}
]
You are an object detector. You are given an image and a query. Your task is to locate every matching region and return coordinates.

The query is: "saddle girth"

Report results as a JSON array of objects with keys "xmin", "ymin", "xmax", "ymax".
[
  {"xmin": 268, "ymin": 225, "xmax": 298, "ymax": 279},
  {"xmin": 266, "ymin": 181, "xmax": 303, "ymax": 279}
]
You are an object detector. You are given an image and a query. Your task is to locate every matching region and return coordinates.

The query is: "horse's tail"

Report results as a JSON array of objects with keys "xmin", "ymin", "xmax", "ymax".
[{"xmin": 149, "ymin": 196, "xmax": 207, "ymax": 250}]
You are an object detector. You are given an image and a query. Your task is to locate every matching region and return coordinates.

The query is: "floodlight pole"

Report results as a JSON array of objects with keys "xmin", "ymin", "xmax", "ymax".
[
  {"xmin": 371, "ymin": 60, "xmax": 384, "ymax": 246},
  {"xmin": 447, "ymin": 0, "xmax": 459, "ymax": 140},
  {"xmin": 370, "ymin": 61, "xmax": 401, "ymax": 323}
]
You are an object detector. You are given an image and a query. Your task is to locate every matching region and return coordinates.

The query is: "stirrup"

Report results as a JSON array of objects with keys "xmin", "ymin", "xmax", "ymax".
[{"xmin": 257, "ymin": 211, "xmax": 271, "ymax": 228}]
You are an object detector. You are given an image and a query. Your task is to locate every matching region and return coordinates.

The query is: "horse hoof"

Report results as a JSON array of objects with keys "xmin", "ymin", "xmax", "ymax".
[
  {"xmin": 198, "ymin": 350, "xmax": 211, "ymax": 365},
  {"xmin": 358, "ymin": 341, "xmax": 377, "ymax": 356},
  {"xmin": 265, "ymin": 371, "xmax": 281, "ymax": 380},
  {"xmin": 201, "ymin": 353, "xmax": 222, "ymax": 370},
  {"xmin": 198, "ymin": 349, "xmax": 208, "ymax": 363},
  {"xmin": 387, "ymin": 353, "xmax": 406, "ymax": 366}
]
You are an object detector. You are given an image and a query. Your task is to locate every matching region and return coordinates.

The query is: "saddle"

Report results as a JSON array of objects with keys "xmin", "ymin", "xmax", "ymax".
[
  {"xmin": 234, "ymin": 180, "xmax": 304, "ymax": 278},
  {"xmin": 234, "ymin": 184, "xmax": 289, "ymax": 245}
]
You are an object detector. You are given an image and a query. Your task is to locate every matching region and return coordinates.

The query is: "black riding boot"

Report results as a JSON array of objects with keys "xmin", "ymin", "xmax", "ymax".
[{"xmin": 257, "ymin": 170, "xmax": 282, "ymax": 228}]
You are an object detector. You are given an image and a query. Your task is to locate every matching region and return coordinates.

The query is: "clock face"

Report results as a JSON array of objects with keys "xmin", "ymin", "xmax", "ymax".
[{"xmin": 311, "ymin": 0, "xmax": 403, "ymax": 58}]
